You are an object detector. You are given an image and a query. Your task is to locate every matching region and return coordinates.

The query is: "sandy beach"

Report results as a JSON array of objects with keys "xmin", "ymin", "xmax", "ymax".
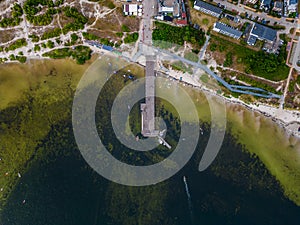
[{"xmin": 151, "ymin": 59, "xmax": 300, "ymax": 139}]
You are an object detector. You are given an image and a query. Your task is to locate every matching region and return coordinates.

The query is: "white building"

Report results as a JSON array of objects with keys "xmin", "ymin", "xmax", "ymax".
[{"xmin": 123, "ymin": 4, "xmax": 138, "ymax": 16}]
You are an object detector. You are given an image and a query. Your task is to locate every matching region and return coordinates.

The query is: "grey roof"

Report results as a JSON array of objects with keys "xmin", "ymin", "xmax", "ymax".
[
  {"xmin": 194, "ymin": 0, "xmax": 222, "ymax": 15},
  {"xmin": 247, "ymin": 35, "xmax": 257, "ymax": 45},
  {"xmin": 215, "ymin": 22, "xmax": 243, "ymax": 38},
  {"xmin": 274, "ymin": 1, "xmax": 283, "ymax": 8},
  {"xmin": 261, "ymin": 0, "xmax": 272, "ymax": 6},
  {"xmin": 251, "ymin": 23, "xmax": 276, "ymax": 42}
]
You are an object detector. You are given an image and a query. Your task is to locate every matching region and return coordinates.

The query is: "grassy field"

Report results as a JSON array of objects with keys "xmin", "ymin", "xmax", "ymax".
[{"xmin": 187, "ymin": 0, "xmax": 218, "ymax": 32}]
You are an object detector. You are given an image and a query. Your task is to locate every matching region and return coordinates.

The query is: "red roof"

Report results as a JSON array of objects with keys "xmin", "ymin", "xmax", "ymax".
[{"xmin": 176, "ymin": 19, "xmax": 187, "ymax": 25}]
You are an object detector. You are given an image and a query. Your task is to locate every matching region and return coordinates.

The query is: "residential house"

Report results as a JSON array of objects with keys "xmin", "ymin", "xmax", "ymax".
[
  {"xmin": 260, "ymin": 0, "xmax": 272, "ymax": 10},
  {"xmin": 193, "ymin": 0, "xmax": 223, "ymax": 18},
  {"xmin": 213, "ymin": 22, "xmax": 243, "ymax": 39},
  {"xmin": 273, "ymin": 1, "xmax": 283, "ymax": 14},
  {"xmin": 247, "ymin": 23, "xmax": 277, "ymax": 45}
]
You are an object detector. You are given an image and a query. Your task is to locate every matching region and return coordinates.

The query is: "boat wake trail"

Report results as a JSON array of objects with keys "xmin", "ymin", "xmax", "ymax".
[{"xmin": 183, "ymin": 176, "xmax": 194, "ymax": 225}]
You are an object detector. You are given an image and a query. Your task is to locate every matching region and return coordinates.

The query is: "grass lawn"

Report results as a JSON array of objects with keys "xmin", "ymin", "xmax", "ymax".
[{"xmin": 189, "ymin": 6, "xmax": 217, "ymax": 32}]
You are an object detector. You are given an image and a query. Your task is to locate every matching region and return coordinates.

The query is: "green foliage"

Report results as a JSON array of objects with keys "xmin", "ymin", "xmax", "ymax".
[
  {"xmin": 107, "ymin": 1, "xmax": 115, "ymax": 9},
  {"xmin": 71, "ymin": 33, "xmax": 79, "ymax": 42},
  {"xmin": 82, "ymin": 32, "xmax": 99, "ymax": 40},
  {"xmin": 121, "ymin": 24, "xmax": 130, "ymax": 32},
  {"xmin": 209, "ymin": 43, "xmax": 217, "ymax": 51},
  {"xmin": 152, "ymin": 22, "xmax": 206, "ymax": 48},
  {"xmin": 192, "ymin": 49, "xmax": 200, "ymax": 54},
  {"xmin": 43, "ymin": 46, "xmax": 92, "ymax": 64},
  {"xmin": 34, "ymin": 44, "xmax": 41, "ymax": 52},
  {"xmin": 24, "ymin": 0, "xmax": 55, "ymax": 26},
  {"xmin": 202, "ymin": 18, "xmax": 209, "ymax": 25},
  {"xmin": 9, "ymin": 54, "xmax": 15, "ymax": 60},
  {"xmin": 46, "ymin": 40, "xmax": 54, "ymax": 48},
  {"xmin": 116, "ymin": 32, "xmax": 123, "ymax": 38},
  {"xmin": 124, "ymin": 32, "xmax": 139, "ymax": 44},
  {"xmin": 12, "ymin": 3, "xmax": 23, "ymax": 18},
  {"xmin": 63, "ymin": 6, "xmax": 88, "ymax": 24},
  {"xmin": 62, "ymin": 22, "xmax": 83, "ymax": 35},
  {"xmin": 23, "ymin": 1, "xmax": 64, "ymax": 26},
  {"xmin": 237, "ymin": 74, "xmax": 279, "ymax": 94},
  {"xmin": 0, "ymin": 3, "xmax": 23, "ymax": 27},
  {"xmin": 170, "ymin": 61, "xmax": 193, "ymax": 74},
  {"xmin": 6, "ymin": 39, "xmax": 27, "ymax": 51},
  {"xmin": 223, "ymin": 52, "xmax": 233, "ymax": 67},
  {"xmin": 184, "ymin": 52, "xmax": 199, "ymax": 62},
  {"xmin": 29, "ymin": 34, "xmax": 40, "ymax": 42},
  {"xmin": 16, "ymin": 55, "xmax": 27, "ymax": 63},
  {"xmin": 244, "ymin": 49, "xmax": 289, "ymax": 81},
  {"xmin": 41, "ymin": 28, "xmax": 62, "ymax": 40},
  {"xmin": 210, "ymin": 35, "xmax": 289, "ymax": 81},
  {"xmin": 100, "ymin": 38, "xmax": 114, "ymax": 46}
]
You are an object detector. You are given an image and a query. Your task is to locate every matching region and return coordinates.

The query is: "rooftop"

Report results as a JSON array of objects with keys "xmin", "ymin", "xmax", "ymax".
[
  {"xmin": 251, "ymin": 23, "xmax": 277, "ymax": 42},
  {"xmin": 214, "ymin": 22, "xmax": 243, "ymax": 38},
  {"xmin": 194, "ymin": 0, "xmax": 223, "ymax": 15}
]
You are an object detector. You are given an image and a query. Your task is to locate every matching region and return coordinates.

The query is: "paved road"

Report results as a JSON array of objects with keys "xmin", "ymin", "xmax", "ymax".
[
  {"xmin": 199, "ymin": 35, "xmax": 210, "ymax": 61},
  {"xmin": 292, "ymin": 20, "xmax": 300, "ymax": 71}
]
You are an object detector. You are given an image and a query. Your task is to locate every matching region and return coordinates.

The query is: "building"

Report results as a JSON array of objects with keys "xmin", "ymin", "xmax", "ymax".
[
  {"xmin": 247, "ymin": 23, "xmax": 277, "ymax": 45},
  {"xmin": 156, "ymin": 0, "xmax": 187, "ymax": 25},
  {"xmin": 287, "ymin": 0, "xmax": 298, "ymax": 13},
  {"xmin": 244, "ymin": 0, "xmax": 259, "ymax": 4},
  {"xmin": 193, "ymin": 0, "xmax": 223, "ymax": 18},
  {"xmin": 213, "ymin": 22, "xmax": 243, "ymax": 39},
  {"xmin": 260, "ymin": 0, "xmax": 272, "ymax": 10},
  {"xmin": 123, "ymin": 4, "xmax": 138, "ymax": 16},
  {"xmin": 176, "ymin": 0, "xmax": 187, "ymax": 25},
  {"xmin": 158, "ymin": 0, "xmax": 180, "ymax": 17},
  {"xmin": 273, "ymin": 1, "xmax": 283, "ymax": 13}
]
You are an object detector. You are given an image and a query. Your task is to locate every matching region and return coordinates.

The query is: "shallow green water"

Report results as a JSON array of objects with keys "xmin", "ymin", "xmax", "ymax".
[
  {"xmin": 1, "ymin": 77, "xmax": 300, "ymax": 225},
  {"xmin": 0, "ymin": 58, "xmax": 300, "ymax": 224}
]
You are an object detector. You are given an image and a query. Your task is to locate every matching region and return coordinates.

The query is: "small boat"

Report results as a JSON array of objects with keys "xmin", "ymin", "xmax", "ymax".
[{"xmin": 183, "ymin": 176, "xmax": 187, "ymax": 182}]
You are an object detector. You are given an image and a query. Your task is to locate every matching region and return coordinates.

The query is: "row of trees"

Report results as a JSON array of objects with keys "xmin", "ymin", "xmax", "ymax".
[{"xmin": 152, "ymin": 22, "xmax": 206, "ymax": 48}]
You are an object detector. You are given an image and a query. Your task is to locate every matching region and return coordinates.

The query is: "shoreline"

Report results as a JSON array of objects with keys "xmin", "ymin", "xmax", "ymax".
[
  {"xmin": 1, "ymin": 53, "xmax": 299, "ymax": 139},
  {"xmin": 154, "ymin": 66, "xmax": 300, "ymax": 139}
]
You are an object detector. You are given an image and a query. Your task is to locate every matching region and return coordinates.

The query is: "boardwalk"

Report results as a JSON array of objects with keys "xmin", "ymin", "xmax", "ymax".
[
  {"xmin": 141, "ymin": 56, "xmax": 159, "ymax": 137},
  {"xmin": 140, "ymin": 0, "xmax": 159, "ymax": 137}
]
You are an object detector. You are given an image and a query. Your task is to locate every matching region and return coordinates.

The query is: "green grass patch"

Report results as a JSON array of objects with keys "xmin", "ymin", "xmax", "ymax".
[
  {"xmin": 210, "ymin": 35, "xmax": 289, "ymax": 81},
  {"xmin": 184, "ymin": 52, "xmax": 199, "ymax": 62},
  {"xmin": 43, "ymin": 46, "xmax": 92, "ymax": 64}
]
